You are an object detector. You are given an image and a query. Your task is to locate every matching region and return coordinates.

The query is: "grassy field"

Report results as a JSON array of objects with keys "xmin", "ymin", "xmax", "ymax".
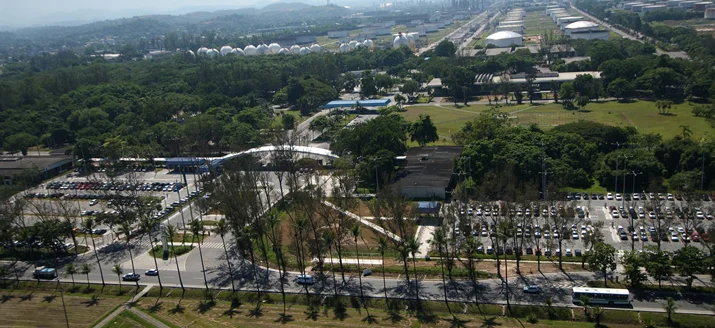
[
  {"xmin": 0, "ymin": 286, "xmax": 127, "ymax": 327},
  {"xmin": 405, "ymin": 100, "xmax": 715, "ymax": 141},
  {"xmin": 523, "ymin": 11, "xmax": 561, "ymax": 36},
  {"xmin": 102, "ymin": 310, "xmax": 157, "ymax": 328}
]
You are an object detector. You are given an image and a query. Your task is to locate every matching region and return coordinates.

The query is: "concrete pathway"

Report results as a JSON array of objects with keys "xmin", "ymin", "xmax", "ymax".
[
  {"xmin": 415, "ymin": 225, "xmax": 436, "ymax": 256},
  {"xmin": 94, "ymin": 284, "xmax": 158, "ymax": 328},
  {"xmin": 322, "ymin": 200, "xmax": 402, "ymax": 242},
  {"xmin": 321, "ymin": 258, "xmax": 383, "ymax": 265}
]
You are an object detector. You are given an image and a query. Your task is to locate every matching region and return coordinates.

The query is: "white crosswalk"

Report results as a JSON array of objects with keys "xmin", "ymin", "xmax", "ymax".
[{"xmin": 95, "ymin": 240, "xmax": 226, "ymax": 250}]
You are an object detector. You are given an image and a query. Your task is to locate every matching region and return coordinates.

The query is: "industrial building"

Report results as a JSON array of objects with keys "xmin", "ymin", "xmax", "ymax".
[
  {"xmin": 398, "ymin": 146, "xmax": 463, "ymax": 200},
  {"xmin": 497, "ymin": 24, "xmax": 525, "ymax": 34},
  {"xmin": 485, "ymin": 31, "xmax": 523, "ymax": 47},
  {"xmin": 569, "ymin": 30, "xmax": 610, "ymax": 40},
  {"xmin": 557, "ymin": 16, "xmax": 584, "ymax": 28},
  {"xmin": 0, "ymin": 153, "xmax": 73, "ymax": 185},
  {"xmin": 706, "ymin": 7, "xmax": 715, "ymax": 18},
  {"xmin": 642, "ymin": 4, "xmax": 667, "ymax": 11}
]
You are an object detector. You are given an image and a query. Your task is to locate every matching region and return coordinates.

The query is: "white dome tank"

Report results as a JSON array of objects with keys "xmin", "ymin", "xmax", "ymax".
[
  {"xmin": 339, "ymin": 43, "xmax": 350, "ymax": 53},
  {"xmin": 187, "ymin": 50, "xmax": 196, "ymax": 57},
  {"xmin": 206, "ymin": 48, "xmax": 219, "ymax": 58},
  {"xmin": 197, "ymin": 47, "xmax": 209, "ymax": 55},
  {"xmin": 244, "ymin": 45, "xmax": 257, "ymax": 56},
  {"xmin": 268, "ymin": 43, "xmax": 282, "ymax": 54},
  {"xmin": 278, "ymin": 48, "xmax": 290, "ymax": 55},
  {"xmin": 393, "ymin": 33, "xmax": 409, "ymax": 48},
  {"xmin": 363, "ymin": 39, "xmax": 374, "ymax": 49},
  {"xmin": 220, "ymin": 45, "xmax": 233, "ymax": 56},
  {"xmin": 256, "ymin": 43, "xmax": 269, "ymax": 55},
  {"xmin": 299, "ymin": 47, "xmax": 310, "ymax": 55},
  {"xmin": 348, "ymin": 40, "xmax": 359, "ymax": 50},
  {"xmin": 405, "ymin": 33, "xmax": 416, "ymax": 45},
  {"xmin": 309, "ymin": 44, "xmax": 322, "ymax": 53},
  {"xmin": 232, "ymin": 48, "xmax": 245, "ymax": 56},
  {"xmin": 290, "ymin": 45, "xmax": 301, "ymax": 54}
]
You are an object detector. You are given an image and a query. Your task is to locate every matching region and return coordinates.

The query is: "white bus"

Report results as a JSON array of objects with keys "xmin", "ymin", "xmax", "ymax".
[{"xmin": 572, "ymin": 287, "xmax": 630, "ymax": 306}]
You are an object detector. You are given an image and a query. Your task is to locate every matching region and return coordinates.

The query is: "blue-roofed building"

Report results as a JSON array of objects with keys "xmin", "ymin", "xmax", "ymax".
[
  {"xmin": 323, "ymin": 99, "xmax": 391, "ymax": 109},
  {"xmin": 165, "ymin": 157, "xmax": 211, "ymax": 172}
]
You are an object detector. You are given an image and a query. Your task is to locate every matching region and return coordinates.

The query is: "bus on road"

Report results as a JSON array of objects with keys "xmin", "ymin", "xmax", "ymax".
[{"xmin": 572, "ymin": 287, "xmax": 630, "ymax": 306}]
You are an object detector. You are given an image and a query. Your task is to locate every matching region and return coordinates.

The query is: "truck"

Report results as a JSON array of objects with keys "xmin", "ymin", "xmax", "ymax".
[{"xmin": 32, "ymin": 266, "xmax": 58, "ymax": 279}]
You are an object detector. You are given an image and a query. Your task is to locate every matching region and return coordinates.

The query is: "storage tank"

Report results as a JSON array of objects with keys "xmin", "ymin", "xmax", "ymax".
[
  {"xmin": 268, "ymin": 43, "xmax": 282, "ymax": 54},
  {"xmin": 197, "ymin": 47, "xmax": 209, "ymax": 55},
  {"xmin": 339, "ymin": 43, "xmax": 350, "ymax": 53},
  {"xmin": 290, "ymin": 45, "xmax": 301, "ymax": 54},
  {"xmin": 348, "ymin": 40, "xmax": 359, "ymax": 50},
  {"xmin": 220, "ymin": 46, "xmax": 233, "ymax": 56},
  {"xmin": 206, "ymin": 48, "xmax": 219, "ymax": 58},
  {"xmin": 564, "ymin": 21, "xmax": 600, "ymax": 36},
  {"xmin": 232, "ymin": 48, "xmax": 245, "ymax": 56},
  {"xmin": 244, "ymin": 45, "xmax": 257, "ymax": 56},
  {"xmin": 485, "ymin": 31, "xmax": 523, "ymax": 47},
  {"xmin": 299, "ymin": 47, "xmax": 310, "ymax": 55},
  {"xmin": 310, "ymin": 44, "xmax": 322, "ymax": 53},
  {"xmin": 363, "ymin": 39, "xmax": 374, "ymax": 50},
  {"xmin": 393, "ymin": 32, "xmax": 410, "ymax": 48},
  {"xmin": 278, "ymin": 48, "xmax": 290, "ymax": 55},
  {"xmin": 256, "ymin": 43, "xmax": 269, "ymax": 55}
]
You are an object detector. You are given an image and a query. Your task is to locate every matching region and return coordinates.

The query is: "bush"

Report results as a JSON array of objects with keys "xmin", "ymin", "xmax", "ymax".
[
  {"xmin": 150, "ymin": 245, "xmax": 194, "ymax": 259},
  {"xmin": 526, "ymin": 313, "xmax": 538, "ymax": 324}
]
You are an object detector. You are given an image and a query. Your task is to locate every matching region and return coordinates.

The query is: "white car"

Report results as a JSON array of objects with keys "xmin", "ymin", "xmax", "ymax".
[
  {"xmin": 607, "ymin": 193, "xmax": 614, "ymax": 200},
  {"xmin": 611, "ymin": 210, "xmax": 620, "ymax": 218},
  {"xmin": 145, "ymin": 269, "xmax": 159, "ymax": 276},
  {"xmin": 615, "ymin": 194, "xmax": 622, "ymax": 201},
  {"xmin": 633, "ymin": 193, "xmax": 640, "ymax": 200},
  {"xmin": 696, "ymin": 211, "xmax": 705, "ymax": 220},
  {"xmin": 89, "ymin": 199, "xmax": 99, "ymax": 206},
  {"xmin": 565, "ymin": 249, "xmax": 573, "ymax": 256},
  {"xmin": 671, "ymin": 233, "xmax": 679, "ymax": 242},
  {"xmin": 667, "ymin": 193, "xmax": 674, "ymax": 201},
  {"xmin": 523, "ymin": 285, "xmax": 541, "ymax": 294},
  {"xmin": 572, "ymin": 231, "xmax": 579, "ymax": 239}
]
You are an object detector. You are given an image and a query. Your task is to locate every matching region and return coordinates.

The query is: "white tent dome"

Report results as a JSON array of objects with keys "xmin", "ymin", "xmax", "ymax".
[
  {"xmin": 564, "ymin": 21, "xmax": 599, "ymax": 29},
  {"xmin": 206, "ymin": 48, "xmax": 219, "ymax": 58},
  {"xmin": 232, "ymin": 48, "xmax": 245, "ymax": 56},
  {"xmin": 339, "ymin": 43, "xmax": 350, "ymax": 53},
  {"xmin": 256, "ymin": 44, "xmax": 269, "ymax": 55},
  {"xmin": 348, "ymin": 40, "xmax": 359, "ymax": 50},
  {"xmin": 290, "ymin": 45, "xmax": 301, "ymax": 54},
  {"xmin": 197, "ymin": 47, "xmax": 209, "ymax": 55},
  {"xmin": 244, "ymin": 45, "xmax": 257, "ymax": 56},
  {"xmin": 278, "ymin": 48, "xmax": 290, "ymax": 55},
  {"xmin": 485, "ymin": 31, "xmax": 523, "ymax": 47},
  {"xmin": 363, "ymin": 39, "xmax": 374, "ymax": 49},
  {"xmin": 299, "ymin": 47, "xmax": 310, "ymax": 55},
  {"xmin": 220, "ymin": 45, "xmax": 233, "ymax": 56},
  {"xmin": 268, "ymin": 43, "xmax": 282, "ymax": 54},
  {"xmin": 393, "ymin": 33, "xmax": 409, "ymax": 48},
  {"xmin": 310, "ymin": 44, "xmax": 322, "ymax": 53}
]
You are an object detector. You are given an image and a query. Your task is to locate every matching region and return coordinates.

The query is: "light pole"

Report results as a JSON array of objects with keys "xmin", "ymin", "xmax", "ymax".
[
  {"xmin": 612, "ymin": 142, "xmax": 626, "ymax": 193},
  {"xmin": 373, "ymin": 157, "xmax": 381, "ymax": 192},
  {"xmin": 629, "ymin": 171, "xmax": 642, "ymax": 252},
  {"xmin": 621, "ymin": 154, "xmax": 629, "ymax": 207}
]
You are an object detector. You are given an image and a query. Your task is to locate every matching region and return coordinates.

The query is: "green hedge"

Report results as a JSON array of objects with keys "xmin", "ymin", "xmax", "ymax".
[
  {"xmin": 323, "ymin": 263, "xmax": 490, "ymax": 278},
  {"xmin": 508, "ymin": 305, "xmax": 572, "ymax": 320},
  {"xmin": 466, "ymin": 303, "xmax": 504, "ymax": 316},
  {"xmin": 641, "ymin": 312, "xmax": 715, "ymax": 328}
]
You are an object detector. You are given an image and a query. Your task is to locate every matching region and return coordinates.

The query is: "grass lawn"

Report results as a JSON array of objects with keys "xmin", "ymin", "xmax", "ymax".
[
  {"xmin": 172, "ymin": 232, "xmax": 206, "ymax": 243},
  {"xmin": 609, "ymin": 30, "xmax": 623, "ymax": 39},
  {"xmin": 102, "ymin": 310, "xmax": 158, "ymax": 328},
  {"xmin": 0, "ymin": 286, "xmax": 127, "ymax": 328},
  {"xmin": 274, "ymin": 110, "xmax": 309, "ymax": 128},
  {"xmin": 151, "ymin": 245, "xmax": 194, "ymax": 259}
]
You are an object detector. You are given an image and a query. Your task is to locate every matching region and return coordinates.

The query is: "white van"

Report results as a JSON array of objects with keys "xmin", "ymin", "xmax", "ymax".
[{"xmin": 295, "ymin": 274, "xmax": 314, "ymax": 285}]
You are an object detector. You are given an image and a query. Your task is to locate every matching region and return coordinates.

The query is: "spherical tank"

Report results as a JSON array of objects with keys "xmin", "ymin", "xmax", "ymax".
[
  {"xmin": 197, "ymin": 47, "xmax": 209, "ymax": 55},
  {"xmin": 244, "ymin": 45, "xmax": 257, "ymax": 56},
  {"xmin": 187, "ymin": 50, "xmax": 196, "ymax": 57},
  {"xmin": 256, "ymin": 43, "xmax": 269, "ymax": 55},
  {"xmin": 348, "ymin": 40, "xmax": 359, "ymax": 50},
  {"xmin": 363, "ymin": 39, "xmax": 374, "ymax": 49},
  {"xmin": 278, "ymin": 48, "xmax": 290, "ymax": 55},
  {"xmin": 268, "ymin": 43, "xmax": 282, "ymax": 54},
  {"xmin": 299, "ymin": 47, "xmax": 310, "ymax": 55},
  {"xmin": 309, "ymin": 44, "xmax": 322, "ymax": 53},
  {"xmin": 405, "ymin": 33, "xmax": 416, "ymax": 45},
  {"xmin": 232, "ymin": 48, "xmax": 245, "ymax": 56},
  {"xmin": 393, "ymin": 33, "xmax": 409, "ymax": 48},
  {"xmin": 220, "ymin": 45, "xmax": 233, "ymax": 56},
  {"xmin": 339, "ymin": 43, "xmax": 350, "ymax": 53},
  {"xmin": 290, "ymin": 45, "xmax": 301, "ymax": 54},
  {"xmin": 206, "ymin": 48, "xmax": 219, "ymax": 58}
]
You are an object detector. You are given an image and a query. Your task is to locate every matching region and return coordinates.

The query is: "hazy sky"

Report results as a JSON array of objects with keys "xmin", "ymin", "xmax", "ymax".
[{"xmin": 1, "ymin": 0, "xmax": 297, "ymax": 27}]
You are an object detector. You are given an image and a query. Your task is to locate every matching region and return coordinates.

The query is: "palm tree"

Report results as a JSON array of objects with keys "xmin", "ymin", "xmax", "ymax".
[
  {"xmin": 65, "ymin": 263, "xmax": 77, "ymax": 289},
  {"xmin": 139, "ymin": 217, "xmax": 162, "ymax": 289},
  {"xmin": 190, "ymin": 220, "xmax": 209, "ymax": 290},
  {"xmin": 407, "ymin": 237, "xmax": 421, "ymax": 302},
  {"xmin": 83, "ymin": 218, "xmax": 105, "ymax": 285},
  {"xmin": 664, "ymin": 297, "xmax": 677, "ymax": 325},
  {"xmin": 165, "ymin": 224, "xmax": 185, "ymax": 291},
  {"xmin": 117, "ymin": 221, "xmax": 138, "ymax": 287},
  {"xmin": 216, "ymin": 219, "xmax": 235, "ymax": 292},
  {"xmin": 376, "ymin": 236, "xmax": 389, "ymax": 301},
  {"xmin": 322, "ymin": 231, "xmax": 338, "ymax": 295},
  {"xmin": 112, "ymin": 264, "xmax": 123, "ymax": 291},
  {"xmin": 431, "ymin": 229, "xmax": 452, "ymax": 318},
  {"xmin": 80, "ymin": 263, "xmax": 92, "ymax": 288},
  {"xmin": 351, "ymin": 224, "xmax": 369, "ymax": 315}
]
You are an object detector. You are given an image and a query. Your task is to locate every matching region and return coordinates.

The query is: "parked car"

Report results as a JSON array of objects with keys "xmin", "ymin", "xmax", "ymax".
[{"xmin": 523, "ymin": 285, "xmax": 541, "ymax": 294}]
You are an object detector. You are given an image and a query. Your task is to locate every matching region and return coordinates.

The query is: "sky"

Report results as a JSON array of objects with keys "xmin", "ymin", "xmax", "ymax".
[{"xmin": 0, "ymin": 0, "xmax": 318, "ymax": 28}]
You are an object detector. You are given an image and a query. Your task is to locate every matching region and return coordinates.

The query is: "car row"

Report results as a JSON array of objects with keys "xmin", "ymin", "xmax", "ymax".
[
  {"xmin": 569, "ymin": 191, "xmax": 714, "ymax": 202},
  {"xmin": 46, "ymin": 181, "xmax": 185, "ymax": 192}
]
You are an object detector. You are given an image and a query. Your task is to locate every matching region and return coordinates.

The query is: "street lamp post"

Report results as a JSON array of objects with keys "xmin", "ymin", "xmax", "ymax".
[
  {"xmin": 373, "ymin": 157, "xmax": 381, "ymax": 192},
  {"xmin": 629, "ymin": 171, "xmax": 642, "ymax": 251},
  {"xmin": 621, "ymin": 154, "xmax": 629, "ymax": 208}
]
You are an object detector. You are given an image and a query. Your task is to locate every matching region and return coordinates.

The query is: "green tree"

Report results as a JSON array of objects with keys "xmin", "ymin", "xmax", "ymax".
[
  {"xmin": 587, "ymin": 242, "xmax": 617, "ymax": 286},
  {"xmin": 341, "ymin": 72, "xmax": 358, "ymax": 93},
  {"xmin": 65, "ymin": 263, "xmax": 77, "ymax": 288},
  {"xmin": 399, "ymin": 80, "xmax": 420, "ymax": 96},
  {"xmin": 432, "ymin": 228, "xmax": 453, "ymax": 318},
  {"xmin": 621, "ymin": 250, "xmax": 647, "ymax": 287},
  {"xmin": 376, "ymin": 236, "xmax": 389, "ymax": 301},
  {"xmin": 664, "ymin": 297, "xmax": 677, "ymax": 325},
  {"xmin": 394, "ymin": 94, "xmax": 406, "ymax": 109},
  {"xmin": 190, "ymin": 220, "xmax": 209, "ymax": 290},
  {"xmin": 591, "ymin": 306, "xmax": 605, "ymax": 325},
  {"xmin": 656, "ymin": 100, "xmax": 674, "ymax": 115},
  {"xmin": 374, "ymin": 74, "xmax": 394, "ymax": 92},
  {"xmin": 576, "ymin": 95, "xmax": 590, "ymax": 111},
  {"xmin": 360, "ymin": 73, "xmax": 378, "ymax": 98},
  {"xmin": 644, "ymin": 247, "xmax": 673, "ymax": 288},
  {"xmin": 165, "ymin": 224, "xmax": 185, "ymax": 290},
  {"xmin": 443, "ymin": 67, "xmax": 473, "ymax": 105},
  {"xmin": 216, "ymin": 219, "xmax": 236, "ymax": 292},
  {"xmin": 560, "ymin": 82, "xmax": 576, "ymax": 107},
  {"xmin": 112, "ymin": 264, "xmax": 123, "ymax": 291},
  {"xmin": 281, "ymin": 114, "xmax": 295, "ymax": 130},
  {"xmin": 434, "ymin": 40, "xmax": 457, "ymax": 57},
  {"xmin": 607, "ymin": 78, "xmax": 633, "ymax": 101},
  {"xmin": 80, "ymin": 263, "xmax": 92, "ymax": 288},
  {"xmin": 672, "ymin": 246, "xmax": 705, "ymax": 288},
  {"xmin": 409, "ymin": 114, "xmax": 439, "ymax": 147},
  {"xmin": 4, "ymin": 132, "xmax": 39, "ymax": 156}
]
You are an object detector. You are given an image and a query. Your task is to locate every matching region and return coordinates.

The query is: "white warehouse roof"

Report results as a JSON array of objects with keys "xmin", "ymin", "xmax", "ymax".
[
  {"xmin": 565, "ymin": 21, "xmax": 599, "ymax": 29},
  {"xmin": 486, "ymin": 31, "xmax": 523, "ymax": 40}
]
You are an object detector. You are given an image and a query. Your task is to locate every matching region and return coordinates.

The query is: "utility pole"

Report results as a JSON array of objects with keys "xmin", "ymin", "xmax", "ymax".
[
  {"xmin": 621, "ymin": 154, "xmax": 629, "ymax": 208},
  {"xmin": 540, "ymin": 155, "xmax": 552, "ymax": 201},
  {"xmin": 629, "ymin": 171, "xmax": 642, "ymax": 251},
  {"xmin": 612, "ymin": 142, "xmax": 625, "ymax": 193}
]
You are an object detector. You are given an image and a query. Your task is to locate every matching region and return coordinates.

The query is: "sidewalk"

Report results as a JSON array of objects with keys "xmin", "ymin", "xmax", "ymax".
[
  {"xmin": 94, "ymin": 284, "xmax": 163, "ymax": 328},
  {"xmin": 323, "ymin": 201, "xmax": 402, "ymax": 242}
]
